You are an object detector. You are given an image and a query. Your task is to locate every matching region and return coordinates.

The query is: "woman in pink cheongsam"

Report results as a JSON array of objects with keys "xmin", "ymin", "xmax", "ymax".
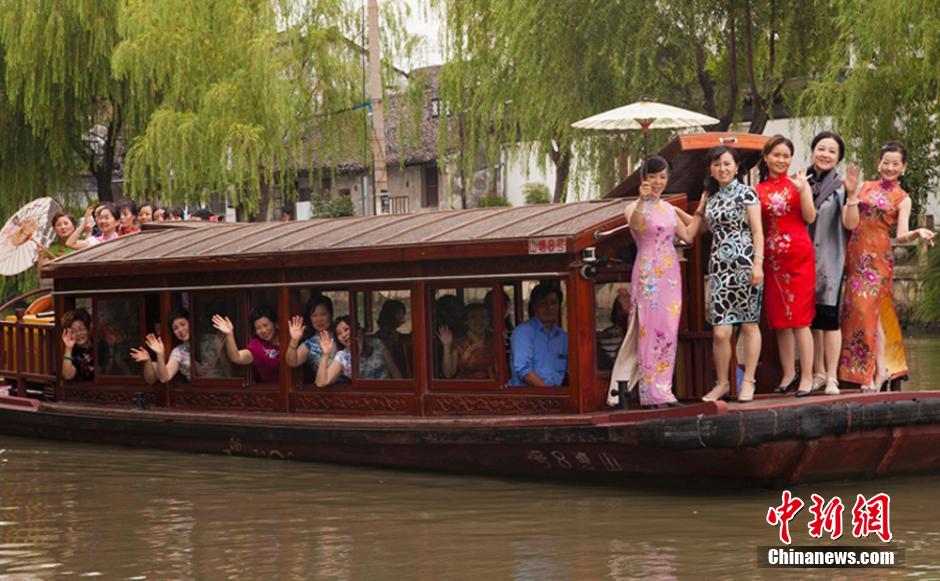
[{"xmin": 608, "ymin": 156, "xmax": 704, "ymax": 409}]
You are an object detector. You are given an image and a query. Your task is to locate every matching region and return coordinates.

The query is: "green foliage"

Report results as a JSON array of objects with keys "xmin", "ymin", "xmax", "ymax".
[
  {"xmin": 312, "ymin": 194, "xmax": 355, "ymax": 218},
  {"xmin": 797, "ymin": 1, "xmax": 940, "ymax": 320},
  {"xmin": 0, "ymin": 0, "xmax": 126, "ymax": 214},
  {"xmin": 432, "ymin": 0, "xmax": 835, "ymax": 203},
  {"xmin": 0, "ymin": 268, "xmax": 38, "ymax": 309},
  {"xmin": 798, "ymin": 0, "xmax": 940, "ymax": 219},
  {"xmin": 1, "ymin": 0, "xmax": 418, "ymax": 220},
  {"xmin": 478, "ymin": 192, "xmax": 511, "ymax": 208},
  {"xmin": 113, "ymin": 0, "xmax": 366, "ymax": 215},
  {"xmin": 522, "ymin": 182, "xmax": 550, "ymax": 204},
  {"xmin": 917, "ymin": 248, "xmax": 940, "ymax": 321}
]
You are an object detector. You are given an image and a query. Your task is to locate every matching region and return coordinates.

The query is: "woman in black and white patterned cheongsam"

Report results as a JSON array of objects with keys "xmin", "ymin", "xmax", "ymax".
[{"xmin": 687, "ymin": 146, "xmax": 765, "ymax": 403}]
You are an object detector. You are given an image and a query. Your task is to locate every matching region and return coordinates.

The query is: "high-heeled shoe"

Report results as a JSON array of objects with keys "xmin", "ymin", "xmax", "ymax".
[
  {"xmin": 878, "ymin": 369, "xmax": 891, "ymax": 392},
  {"xmin": 773, "ymin": 376, "xmax": 800, "ymax": 394},
  {"xmin": 824, "ymin": 377, "xmax": 840, "ymax": 396},
  {"xmin": 812, "ymin": 373, "xmax": 827, "ymax": 391},
  {"xmin": 737, "ymin": 378, "xmax": 756, "ymax": 403},
  {"xmin": 795, "ymin": 376, "xmax": 821, "ymax": 398},
  {"xmin": 861, "ymin": 369, "xmax": 891, "ymax": 393},
  {"xmin": 702, "ymin": 382, "xmax": 730, "ymax": 402}
]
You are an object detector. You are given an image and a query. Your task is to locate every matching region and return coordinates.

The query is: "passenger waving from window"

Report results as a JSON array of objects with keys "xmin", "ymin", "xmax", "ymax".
[{"xmin": 212, "ymin": 307, "xmax": 280, "ymax": 384}]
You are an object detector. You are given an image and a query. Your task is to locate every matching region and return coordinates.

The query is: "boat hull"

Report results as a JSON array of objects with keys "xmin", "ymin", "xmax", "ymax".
[{"xmin": 3, "ymin": 395, "xmax": 940, "ymax": 488}]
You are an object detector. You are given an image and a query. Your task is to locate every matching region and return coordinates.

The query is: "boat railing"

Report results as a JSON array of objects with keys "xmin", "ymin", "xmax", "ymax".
[{"xmin": 0, "ymin": 307, "xmax": 57, "ymax": 397}]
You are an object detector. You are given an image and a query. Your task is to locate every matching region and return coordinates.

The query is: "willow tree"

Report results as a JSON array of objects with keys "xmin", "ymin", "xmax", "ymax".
[
  {"xmin": 434, "ymin": 0, "xmax": 833, "ymax": 203},
  {"xmin": 0, "ymin": 0, "xmax": 126, "ymax": 210},
  {"xmin": 114, "ymin": 0, "xmax": 378, "ymax": 217},
  {"xmin": 801, "ymin": 1, "xmax": 940, "ymax": 320},
  {"xmin": 800, "ymin": 0, "xmax": 940, "ymax": 216}
]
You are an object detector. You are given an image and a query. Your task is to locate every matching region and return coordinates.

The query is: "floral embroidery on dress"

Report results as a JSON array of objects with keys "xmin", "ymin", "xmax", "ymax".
[
  {"xmin": 847, "ymin": 252, "xmax": 881, "ymax": 298},
  {"xmin": 839, "ymin": 329, "xmax": 872, "ymax": 378},
  {"xmin": 766, "ymin": 190, "xmax": 790, "ymax": 217},
  {"xmin": 639, "ymin": 329, "xmax": 675, "ymax": 395}
]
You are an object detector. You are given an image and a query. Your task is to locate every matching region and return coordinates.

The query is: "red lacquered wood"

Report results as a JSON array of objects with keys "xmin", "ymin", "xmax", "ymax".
[{"xmin": 278, "ymin": 286, "xmax": 291, "ymax": 413}]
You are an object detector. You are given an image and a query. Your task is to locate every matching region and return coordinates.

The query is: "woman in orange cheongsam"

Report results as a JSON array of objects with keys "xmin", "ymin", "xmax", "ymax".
[{"xmin": 839, "ymin": 142, "xmax": 935, "ymax": 391}]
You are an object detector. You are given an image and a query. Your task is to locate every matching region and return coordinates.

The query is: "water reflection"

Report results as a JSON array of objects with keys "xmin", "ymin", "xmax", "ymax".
[
  {"xmin": 2, "ymin": 336, "xmax": 940, "ymax": 578},
  {"xmin": 903, "ymin": 334, "xmax": 940, "ymax": 390},
  {"xmin": 2, "ymin": 435, "xmax": 940, "ymax": 579}
]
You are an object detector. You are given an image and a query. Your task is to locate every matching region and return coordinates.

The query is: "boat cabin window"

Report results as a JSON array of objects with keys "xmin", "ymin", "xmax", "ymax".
[
  {"xmin": 431, "ymin": 287, "xmax": 499, "ymax": 381},
  {"xmin": 245, "ymin": 290, "xmax": 281, "ymax": 385},
  {"xmin": 595, "ymin": 281, "xmax": 631, "ymax": 372},
  {"xmin": 509, "ymin": 280, "xmax": 568, "ymax": 388},
  {"xmin": 296, "ymin": 289, "xmax": 350, "ymax": 385},
  {"xmin": 192, "ymin": 292, "xmax": 240, "ymax": 379},
  {"xmin": 59, "ymin": 297, "xmax": 94, "ymax": 383},
  {"xmin": 94, "ymin": 296, "xmax": 141, "ymax": 377},
  {"xmin": 355, "ymin": 290, "xmax": 413, "ymax": 379}
]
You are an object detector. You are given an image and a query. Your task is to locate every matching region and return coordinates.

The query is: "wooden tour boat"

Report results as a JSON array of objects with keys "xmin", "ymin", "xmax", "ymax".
[{"xmin": 2, "ymin": 132, "xmax": 940, "ymax": 488}]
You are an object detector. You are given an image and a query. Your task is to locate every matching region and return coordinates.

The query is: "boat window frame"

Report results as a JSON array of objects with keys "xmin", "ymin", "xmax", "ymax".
[
  {"xmin": 294, "ymin": 284, "xmax": 418, "ymax": 392},
  {"xmin": 592, "ymin": 267, "xmax": 632, "ymax": 379},
  {"xmin": 89, "ymin": 294, "xmax": 151, "ymax": 386},
  {"xmin": 426, "ymin": 283, "xmax": 507, "ymax": 392},
  {"xmin": 186, "ymin": 289, "xmax": 253, "ymax": 389},
  {"xmin": 288, "ymin": 287, "xmax": 353, "ymax": 389},
  {"xmin": 57, "ymin": 296, "xmax": 97, "ymax": 388},
  {"xmin": 492, "ymin": 277, "xmax": 572, "ymax": 394}
]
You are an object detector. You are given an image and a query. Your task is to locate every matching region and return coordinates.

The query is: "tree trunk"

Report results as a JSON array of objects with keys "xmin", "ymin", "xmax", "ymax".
[
  {"xmin": 257, "ymin": 177, "xmax": 272, "ymax": 222},
  {"xmin": 90, "ymin": 105, "xmax": 123, "ymax": 203},
  {"xmin": 94, "ymin": 163, "xmax": 114, "ymax": 203},
  {"xmin": 719, "ymin": 8, "xmax": 739, "ymax": 131},
  {"xmin": 742, "ymin": 0, "xmax": 768, "ymax": 135},
  {"xmin": 549, "ymin": 146, "xmax": 571, "ymax": 204}
]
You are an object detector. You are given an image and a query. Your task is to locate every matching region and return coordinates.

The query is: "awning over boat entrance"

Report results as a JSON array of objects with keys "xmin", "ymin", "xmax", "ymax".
[
  {"xmin": 606, "ymin": 132, "xmax": 768, "ymax": 200},
  {"xmin": 45, "ymin": 199, "xmax": 640, "ymax": 281}
]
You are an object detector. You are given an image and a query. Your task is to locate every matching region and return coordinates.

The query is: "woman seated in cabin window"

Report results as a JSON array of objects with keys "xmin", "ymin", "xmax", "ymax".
[
  {"xmin": 372, "ymin": 300, "xmax": 412, "ymax": 377},
  {"xmin": 211, "ymin": 306, "xmax": 280, "ymax": 383},
  {"xmin": 439, "ymin": 303, "xmax": 496, "ymax": 380},
  {"xmin": 61, "ymin": 309, "xmax": 94, "ymax": 381},
  {"xmin": 596, "ymin": 288, "xmax": 631, "ymax": 370},
  {"xmin": 131, "ymin": 308, "xmax": 220, "ymax": 383},
  {"xmin": 294, "ymin": 315, "xmax": 400, "ymax": 385},
  {"xmin": 315, "ymin": 316, "xmax": 400, "ymax": 385},
  {"xmin": 285, "ymin": 294, "xmax": 334, "ymax": 374}
]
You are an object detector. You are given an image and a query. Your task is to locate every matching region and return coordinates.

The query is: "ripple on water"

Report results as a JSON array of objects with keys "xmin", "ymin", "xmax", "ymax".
[{"xmin": 4, "ymin": 337, "xmax": 940, "ymax": 580}]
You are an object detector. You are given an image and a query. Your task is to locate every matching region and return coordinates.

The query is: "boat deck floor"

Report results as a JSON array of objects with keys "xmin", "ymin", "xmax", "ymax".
[{"xmin": 3, "ymin": 389, "xmax": 939, "ymax": 431}]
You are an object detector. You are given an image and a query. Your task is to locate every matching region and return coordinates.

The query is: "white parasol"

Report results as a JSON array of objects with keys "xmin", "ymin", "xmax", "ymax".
[
  {"xmin": 572, "ymin": 99, "xmax": 719, "ymax": 157},
  {"xmin": 0, "ymin": 197, "xmax": 63, "ymax": 276}
]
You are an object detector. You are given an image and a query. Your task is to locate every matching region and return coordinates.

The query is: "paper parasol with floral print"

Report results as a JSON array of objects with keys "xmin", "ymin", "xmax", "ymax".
[{"xmin": 0, "ymin": 197, "xmax": 63, "ymax": 276}]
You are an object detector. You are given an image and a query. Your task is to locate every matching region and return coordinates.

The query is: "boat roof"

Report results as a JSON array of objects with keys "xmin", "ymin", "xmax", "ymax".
[
  {"xmin": 606, "ymin": 132, "xmax": 768, "ymax": 199},
  {"xmin": 45, "ymin": 198, "xmax": 636, "ymax": 278}
]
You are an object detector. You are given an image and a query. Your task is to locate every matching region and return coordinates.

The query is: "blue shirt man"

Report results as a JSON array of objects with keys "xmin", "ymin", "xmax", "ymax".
[{"xmin": 509, "ymin": 284, "xmax": 567, "ymax": 386}]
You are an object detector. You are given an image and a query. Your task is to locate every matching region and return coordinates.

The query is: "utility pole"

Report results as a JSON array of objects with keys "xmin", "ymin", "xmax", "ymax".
[{"xmin": 367, "ymin": 0, "xmax": 390, "ymax": 215}]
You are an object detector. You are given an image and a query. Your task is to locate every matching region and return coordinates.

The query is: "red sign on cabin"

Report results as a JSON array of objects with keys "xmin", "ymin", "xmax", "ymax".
[{"xmin": 528, "ymin": 237, "xmax": 566, "ymax": 255}]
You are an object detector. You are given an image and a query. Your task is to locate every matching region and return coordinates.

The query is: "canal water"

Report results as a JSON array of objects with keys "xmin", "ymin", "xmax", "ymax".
[{"xmin": 2, "ymin": 336, "xmax": 940, "ymax": 579}]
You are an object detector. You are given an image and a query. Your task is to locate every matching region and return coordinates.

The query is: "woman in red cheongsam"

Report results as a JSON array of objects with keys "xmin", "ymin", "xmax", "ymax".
[{"xmin": 755, "ymin": 135, "xmax": 818, "ymax": 397}]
